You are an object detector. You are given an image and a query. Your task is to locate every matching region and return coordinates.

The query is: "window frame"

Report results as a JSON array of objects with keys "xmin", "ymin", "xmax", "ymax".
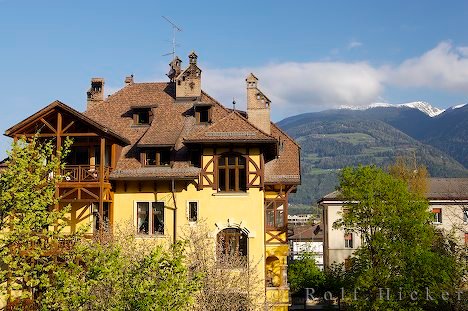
[
  {"xmin": 187, "ymin": 201, "xmax": 199, "ymax": 223},
  {"xmin": 265, "ymin": 199, "xmax": 286, "ymax": 229},
  {"xmin": 92, "ymin": 202, "xmax": 110, "ymax": 233},
  {"xmin": 344, "ymin": 233, "xmax": 353, "ymax": 248},
  {"xmin": 135, "ymin": 201, "xmax": 165, "ymax": 236},
  {"xmin": 217, "ymin": 228, "xmax": 248, "ymax": 261},
  {"xmin": 432, "ymin": 208, "xmax": 443, "ymax": 224},
  {"xmin": 133, "ymin": 108, "xmax": 152, "ymax": 126},
  {"xmin": 141, "ymin": 148, "xmax": 171, "ymax": 167},
  {"xmin": 195, "ymin": 106, "xmax": 212, "ymax": 124},
  {"xmin": 463, "ymin": 208, "xmax": 468, "ymax": 223},
  {"xmin": 217, "ymin": 153, "xmax": 247, "ymax": 192}
]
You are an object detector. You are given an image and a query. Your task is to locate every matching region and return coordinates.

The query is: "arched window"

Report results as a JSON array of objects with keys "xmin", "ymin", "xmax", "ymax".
[
  {"xmin": 217, "ymin": 228, "xmax": 248, "ymax": 259},
  {"xmin": 218, "ymin": 154, "xmax": 247, "ymax": 192}
]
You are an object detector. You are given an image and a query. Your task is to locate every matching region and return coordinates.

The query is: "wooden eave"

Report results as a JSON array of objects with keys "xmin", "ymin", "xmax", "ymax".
[{"xmin": 4, "ymin": 100, "xmax": 130, "ymax": 145}]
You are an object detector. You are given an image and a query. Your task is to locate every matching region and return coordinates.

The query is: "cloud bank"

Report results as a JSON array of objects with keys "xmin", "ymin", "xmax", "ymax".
[{"xmin": 202, "ymin": 42, "xmax": 468, "ymax": 119}]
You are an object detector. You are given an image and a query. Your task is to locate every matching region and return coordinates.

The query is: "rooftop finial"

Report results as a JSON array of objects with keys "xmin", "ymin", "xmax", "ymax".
[{"xmin": 233, "ymin": 98, "xmax": 236, "ymax": 111}]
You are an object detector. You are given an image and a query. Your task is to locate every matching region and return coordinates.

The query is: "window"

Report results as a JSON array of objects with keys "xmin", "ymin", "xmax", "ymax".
[
  {"xmin": 218, "ymin": 154, "xmax": 247, "ymax": 192},
  {"xmin": 265, "ymin": 200, "xmax": 285, "ymax": 228},
  {"xmin": 433, "ymin": 208, "xmax": 442, "ymax": 224},
  {"xmin": 188, "ymin": 201, "xmax": 198, "ymax": 222},
  {"xmin": 464, "ymin": 208, "xmax": 468, "ymax": 223},
  {"xmin": 344, "ymin": 233, "xmax": 353, "ymax": 248},
  {"xmin": 142, "ymin": 149, "xmax": 171, "ymax": 166},
  {"xmin": 465, "ymin": 233, "xmax": 468, "ymax": 246},
  {"xmin": 195, "ymin": 106, "xmax": 211, "ymax": 124},
  {"xmin": 92, "ymin": 202, "xmax": 110, "ymax": 232},
  {"xmin": 136, "ymin": 202, "xmax": 164, "ymax": 235},
  {"xmin": 217, "ymin": 228, "xmax": 248, "ymax": 260},
  {"xmin": 133, "ymin": 108, "xmax": 152, "ymax": 125}
]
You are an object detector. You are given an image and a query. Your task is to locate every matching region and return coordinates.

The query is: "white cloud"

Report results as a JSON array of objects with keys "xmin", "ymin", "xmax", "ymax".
[
  {"xmin": 386, "ymin": 41, "xmax": 468, "ymax": 91},
  {"xmin": 347, "ymin": 40, "xmax": 363, "ymax": 50},
  {"xmin": 201, "ymin": 41, "xmax": 468, "ymax": 119},
  {"xmin": 203, "ymin": 61, "xmax": 383, "ymax": 119}
]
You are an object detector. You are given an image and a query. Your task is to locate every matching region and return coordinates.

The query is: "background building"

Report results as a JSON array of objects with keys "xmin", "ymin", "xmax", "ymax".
[{"xmin": 319, "ymin": 178, "xmax": 468, "ymax": 267}]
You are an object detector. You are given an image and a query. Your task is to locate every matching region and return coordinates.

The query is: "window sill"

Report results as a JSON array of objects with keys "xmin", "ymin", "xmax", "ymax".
[
  {"xmin": 213, "ymin": 192, "xmax": 249, "ymax": 197},
  {"xmin": 432, "ymin": 222, "xmax": 443, "ymax": 225},
  {"xmin": 131, "ymin": 124, "xmax": 151, "ymax": 128}
]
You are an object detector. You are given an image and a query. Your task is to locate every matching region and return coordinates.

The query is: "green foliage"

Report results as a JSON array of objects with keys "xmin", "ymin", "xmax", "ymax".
[
  {"xmin": 288, "ymin": 252, "xmax": 324, "ymax": 294},
  {"xmin": 0, "ymin": 136, "xmax": 74, "ymax": 304},
  {"xmin": 334, "ymin": 166, "xmax": 461, "ymax": 310},
  {"xmin": 0, "ymin": 136, "xmax": 201, "ymax": 310},
  {"xmin": 40, "ymin": 236, "xmax": 201, "ymax": 311}
]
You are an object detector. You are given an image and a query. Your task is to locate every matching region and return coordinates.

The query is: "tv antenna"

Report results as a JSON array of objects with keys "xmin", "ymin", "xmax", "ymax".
[{"xmin": 162, "ymin": 16, "xmax": 182, "ymax": 61}]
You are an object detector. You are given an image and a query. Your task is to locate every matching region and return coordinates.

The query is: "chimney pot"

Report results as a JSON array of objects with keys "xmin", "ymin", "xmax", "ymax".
[
  {"xmin": 86, "ymin": 78, "xmax": 105, "ymax": 111},
  {"xmin": 125, "ymin": 75, "xmax": 134, "ymax": 86}
]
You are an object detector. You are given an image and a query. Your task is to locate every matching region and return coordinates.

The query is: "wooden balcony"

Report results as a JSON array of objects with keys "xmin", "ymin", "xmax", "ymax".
[{"xmin": 60, "ymin": 165, "xmax": 111, "ymax": 183}]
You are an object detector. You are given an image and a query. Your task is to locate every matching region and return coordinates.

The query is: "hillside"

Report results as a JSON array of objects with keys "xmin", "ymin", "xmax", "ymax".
[{"xmin": 278, "ymin": 116, "xmax": 468, "ymax": 206}]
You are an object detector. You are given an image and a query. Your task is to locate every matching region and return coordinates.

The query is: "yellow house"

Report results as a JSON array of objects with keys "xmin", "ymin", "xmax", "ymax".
[{"xmin": 4, "ymin": 52, "xmax": 301, "ymax": 310}]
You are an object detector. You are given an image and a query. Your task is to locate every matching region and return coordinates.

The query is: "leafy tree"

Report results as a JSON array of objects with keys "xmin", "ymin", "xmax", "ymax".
[
  {"xmin": 288, "ymin": 252, "xmax": 324, "ymax": 294},
  {"xmin": 1, "ymin": 137, "xmax": 201, "ymax": 310},
  {"xmin": 40, "ymin": 226, "xmax": 201, "ymax": 311},
  {"xmin": 0, "ymin": 136, "xmax": 74, "ymax": 308},
  {"xmin": 334, "ymin": 165, "xmax": 459, "ymax": 310}
]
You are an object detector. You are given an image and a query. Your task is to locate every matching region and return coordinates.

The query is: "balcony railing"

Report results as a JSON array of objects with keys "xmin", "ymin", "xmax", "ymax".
[{"xmin": 60, "ymin": 165, "xmax": 111, "ymax": 183}]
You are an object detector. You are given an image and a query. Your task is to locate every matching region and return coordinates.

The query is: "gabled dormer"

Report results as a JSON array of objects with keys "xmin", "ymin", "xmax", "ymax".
[
  {"xmin": 131, "ymin": 105, "xmax": 156, "ymax": 126},
  {"xmin": 194, "ymin": 103, "xmax": 212, "ymax": 124},
  {"xmin": 140, "ymin": 147, "xmax": 172, "ymax": 166}
]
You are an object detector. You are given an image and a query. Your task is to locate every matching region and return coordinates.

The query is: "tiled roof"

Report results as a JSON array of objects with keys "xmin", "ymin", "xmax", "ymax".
[
  {"xmin": 318, "ymin": 178, "xmax": 468, "ymax": 202},
  {"xmin": 79, "ymin": 81, "xmax": 300, "ymax": 182},
  {"xmin": 184, "ymin": 110, "xmax": 277, "ymax": 144},
  {"xmin": 289, "ymin": 224, "xmax": 323, "ymax": 241}
]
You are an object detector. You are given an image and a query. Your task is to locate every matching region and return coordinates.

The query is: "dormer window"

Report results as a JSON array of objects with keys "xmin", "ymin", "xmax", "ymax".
[
  {"xmin": 132, "ymin": 107, "xmax": 153, "ymax": 126},
  {"xmin": 195, "ymin": 105, "xmax": 212, "ymax": 124},
  {"xmin": 141, "ymin": 148, "xmax": 171, "ymax": 166}
]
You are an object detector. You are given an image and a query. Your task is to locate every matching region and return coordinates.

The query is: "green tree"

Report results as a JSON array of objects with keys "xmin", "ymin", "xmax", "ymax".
[
  {"xmin": 0, "ymin": 137, "xmax": 201, "ymax": 310},
  {"xmin": 0, "ymin": 136, "xmax": 74, "ymax": 308},
  {"xmin": 40, "ymin": 228, "xmax": 201, "ymax": 311},
  {"xmin": 334, "ymin": 165, "xmax": 459, "ymax": 310},
  {"xmin": 288, "ymin": 252, "xmax": 324, "ymax": 294}
]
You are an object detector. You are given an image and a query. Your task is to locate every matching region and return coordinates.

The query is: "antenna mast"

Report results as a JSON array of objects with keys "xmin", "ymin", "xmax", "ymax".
[{"xmin": 162, "ymin": 16, "xmax": 182, "ymax": 61}]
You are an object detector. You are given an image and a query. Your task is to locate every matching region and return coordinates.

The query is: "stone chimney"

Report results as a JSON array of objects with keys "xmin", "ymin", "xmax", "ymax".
[
  {"xmin": 125, "ymin": 75, "xmax": 134, "ymax": 86},
  {"xmin": 86, "ymin": 78, "xmax": 105, "ymax": 110},
  {"xmin": 246, "ymin": 73, "xmax": 271, "ymax": 134},
  {"xmin": 167, "ymin": 56, "xmax": 182, "ymax": 82},
  {"xmin": 175, "ymin": 51, "xmax": 201, "ymax": 99}
]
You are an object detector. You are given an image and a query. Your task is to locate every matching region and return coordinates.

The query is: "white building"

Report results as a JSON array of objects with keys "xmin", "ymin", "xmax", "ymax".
[
  {"xmin": 288, "ymin": 224, "xmax": 324, "ymax": 270},
  {"xmin": 319, "ymin": 178, "xmax": 468, "ymax": 267}
]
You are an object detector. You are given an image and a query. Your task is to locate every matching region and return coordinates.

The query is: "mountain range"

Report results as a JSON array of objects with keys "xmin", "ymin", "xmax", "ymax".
[{"xmin": 278, "ymin": 102, "xmax": 468, "ymax": 206}]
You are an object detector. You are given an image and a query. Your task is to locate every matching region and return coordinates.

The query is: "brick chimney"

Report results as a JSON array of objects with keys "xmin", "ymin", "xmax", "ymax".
[
  {"xmin": 246, "ymin": 73, "xmax": 271, "ymax": 134},
  {"xmin": 125, "ymin": 75, "xmax": 134, "ymax": 86},
  {"xmin": 175, "ymin": 51, "xmax": 201, "ymax": 99},
  {"xmin": 87, "ymin": 78, "xmax": 104, "ymax": 110}
]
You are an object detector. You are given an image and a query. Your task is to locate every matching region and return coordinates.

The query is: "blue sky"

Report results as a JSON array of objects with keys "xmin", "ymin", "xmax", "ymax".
[{"xmin": 2, "ymin": 0, "xmax": 468, "ymax": 158}]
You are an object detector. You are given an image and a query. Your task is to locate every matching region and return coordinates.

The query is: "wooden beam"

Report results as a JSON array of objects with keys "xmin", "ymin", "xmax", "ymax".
[
  {"xmin": 40, "ymin": 117, "xmax": 57, "ymax": 134},
  {"xmin": 62, "ymin": 120, "xmax": 75, "ymax": 133},
  {"xmin": 99, "ymin": 137, "xmax": 105, "ymax": 236}
]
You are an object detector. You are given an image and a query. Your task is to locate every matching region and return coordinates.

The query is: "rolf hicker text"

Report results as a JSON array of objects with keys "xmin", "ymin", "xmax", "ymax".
[{"xmin": 306, "ymin": 287, "xmax": 464, "ymax": 302}]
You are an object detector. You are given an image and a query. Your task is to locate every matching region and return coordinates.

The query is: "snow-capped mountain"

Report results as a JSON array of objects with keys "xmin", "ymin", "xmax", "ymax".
[{"xmin": 339, "ymin": 101, "xmax": 445, "ymax": 117}]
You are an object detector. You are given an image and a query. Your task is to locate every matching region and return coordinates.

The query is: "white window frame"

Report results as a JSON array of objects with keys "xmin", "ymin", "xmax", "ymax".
[
  {"xmin": 432, "ymin": 208, "xmax": 443, "ymax": 224},
  {"xmin": 344, "ymin": 233, "xmax": 353, "ymax": 248},
  {"xmin": 187, "ymin": 200, "xmax": 199, "ymax": 223},
  {"xmin": 134, "ymin": 201, "xmax": 165, "ymax": 236}
]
